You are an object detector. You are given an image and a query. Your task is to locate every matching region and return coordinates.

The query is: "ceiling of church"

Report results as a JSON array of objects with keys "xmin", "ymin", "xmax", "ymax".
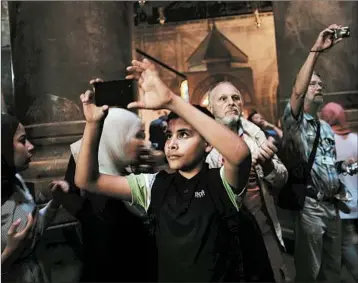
[{"xmin": 134, "ymin": 1, "xmax": 273, "ymax": 26}]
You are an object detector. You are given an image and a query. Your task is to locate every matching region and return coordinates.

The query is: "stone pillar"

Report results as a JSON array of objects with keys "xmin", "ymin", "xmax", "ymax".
[
  {"xmin": 273, "ymin": 1, "xmax": 358, "ymax": 130},
  {"xmin": 7, "ymin": 3, "xmax": 135, "ymax": 281},
  {"xmin": 8, "ymin": 1, "xmax": 134, "ymax": 196},
  {"xmin": 1, "ymin": 1, "xmax": 13, "ymax": 114},
  {"xmin": 9, "ymin": 1, "xmax": 133, "ymax": 124}
]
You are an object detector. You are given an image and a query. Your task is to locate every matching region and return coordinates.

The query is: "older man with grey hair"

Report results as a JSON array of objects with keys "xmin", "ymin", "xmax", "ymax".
[{"xmin": 206, "ymin": 81, "xmax": 288, "ymax": 283}]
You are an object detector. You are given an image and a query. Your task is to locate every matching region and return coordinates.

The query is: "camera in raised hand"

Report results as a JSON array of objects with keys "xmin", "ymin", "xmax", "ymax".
[{"xmin": 333, "ymin": 26, "xmax": 350, "ymax": 40}]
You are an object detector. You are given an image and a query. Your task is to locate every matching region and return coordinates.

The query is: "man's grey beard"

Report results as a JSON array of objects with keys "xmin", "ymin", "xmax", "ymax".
[
  {"xmin": 304, "ymin": 95, "xmax": 324, "ymax": 116},
  {"xmin": 216, "ymin": 115, "xmax": 240, "ymax": 131}
]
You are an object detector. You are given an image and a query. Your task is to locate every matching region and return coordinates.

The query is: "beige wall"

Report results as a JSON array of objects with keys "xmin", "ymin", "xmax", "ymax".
[
  {"xmin": 1, "ymin": 4, "xmax": 279, "ymax": 134},
  {"xmin": 134, "ymin": 12, "xmax": 279, "ymax": 134}
]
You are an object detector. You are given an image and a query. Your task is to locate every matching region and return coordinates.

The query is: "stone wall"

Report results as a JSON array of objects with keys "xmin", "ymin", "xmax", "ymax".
[
  {"xmin": 134, "ymin": 12, "xmax": 280, "ymax": 128},
  {"xmin": 2, "ymin": 4, "xmax": 280, "ymax": 129},
  {"xmin": 1, "ymin": 0, "xmax": 13, "ymax": 114}
]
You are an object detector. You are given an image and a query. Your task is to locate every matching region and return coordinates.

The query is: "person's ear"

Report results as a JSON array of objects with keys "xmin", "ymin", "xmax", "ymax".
[
  {"xmin": 204, "ymin": 142, "xmax": 213, "ymax": 153},
  {"xmin": 208, "ymin": 103, "xmax": 213, "ymax": 113}
]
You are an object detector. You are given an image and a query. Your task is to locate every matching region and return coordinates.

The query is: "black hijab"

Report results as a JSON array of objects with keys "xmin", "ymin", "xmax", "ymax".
[{"xmin": 1, "ymin": 114, "xmax": 20, "ymax": 202}]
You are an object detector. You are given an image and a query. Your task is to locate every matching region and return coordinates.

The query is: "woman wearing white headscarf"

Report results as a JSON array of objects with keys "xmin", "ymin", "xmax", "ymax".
[{"xmin": 52, "ymin": 108, "xmax": 153, "ymax": 282}]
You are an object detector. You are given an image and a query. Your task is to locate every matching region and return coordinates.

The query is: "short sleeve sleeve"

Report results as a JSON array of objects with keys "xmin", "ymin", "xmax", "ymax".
[
  {"xmin": 282, "ymin": 101, "xmax": 303, "ymax": 133},
  {"xmin": 206, "ymin": 148, "xmax": 223, "ymax": 169},
  {"xmin": 219, "ymin": 167, "xmax": 242, "ymax": 211},
  {"xmin": 125, "ymin": 173, "xmax": 157, "ymax": 211}
]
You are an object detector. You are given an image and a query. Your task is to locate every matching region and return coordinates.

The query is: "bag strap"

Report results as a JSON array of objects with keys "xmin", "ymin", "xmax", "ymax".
[
  {"xmin": 205, "ymin": 168, "xmax": 241, "ymax": 236},
  {"xmin": 307, "ymin": 120, "xmax": 321, "ymax": 173}
]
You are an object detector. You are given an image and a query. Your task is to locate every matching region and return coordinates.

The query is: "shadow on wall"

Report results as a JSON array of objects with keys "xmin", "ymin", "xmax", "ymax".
[{"xmin": 25, "ymin": 94, "xmax": 84, "ymax": 124}]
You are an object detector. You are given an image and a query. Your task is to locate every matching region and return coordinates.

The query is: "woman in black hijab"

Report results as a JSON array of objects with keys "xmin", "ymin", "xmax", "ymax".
[{"xmin": 1, "ymin": 114, "xmax": 64, "ymax": 282}]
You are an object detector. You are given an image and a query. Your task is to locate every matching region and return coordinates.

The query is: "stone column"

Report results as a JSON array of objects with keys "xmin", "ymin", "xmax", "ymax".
[
  {"xmin": 9, "ymin": 1, "xmax": 134, "ymax": 124},
  {"xmin": 8, "ymin": 1, "xmax": 134, "ymax": 196},
  {"xmin": 7, "ymin": 2, "xmax": 135, "ymax": 281},
  {"xmin": 273, "ymin": 1, "xmax": 358, "ymax": 130},
  {"xmin": 1, "ymin": 1, "xmax": 13, "ymax": 114}
]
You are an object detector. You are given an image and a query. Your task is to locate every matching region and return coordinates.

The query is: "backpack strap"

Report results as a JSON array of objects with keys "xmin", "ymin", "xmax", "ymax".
[
  {"xmin": 307, "ymin": 120, "xmax": 321, "ymax": 175},
  {"xmin": 142, "ymin": 171, "xmax": 176, "ymax": 282},
  {"xmin": 205, "ymin": 168, "xmax": 240, "ymax": 232},
  {"xmin": 205, "ymin": 168, "xmax": 245, "ymax": 281}
]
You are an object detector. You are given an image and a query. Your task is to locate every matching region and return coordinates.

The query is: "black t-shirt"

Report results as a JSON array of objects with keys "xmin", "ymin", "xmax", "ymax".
[{"xmin": 148, "ymin": 165, "xmax": 240, "ymax": 282}]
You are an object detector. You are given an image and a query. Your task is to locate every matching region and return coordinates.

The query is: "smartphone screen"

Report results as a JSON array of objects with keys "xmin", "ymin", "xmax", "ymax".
[{"xmin": 94, "ymin": 79, "xmax": 134, "ymax": 108}]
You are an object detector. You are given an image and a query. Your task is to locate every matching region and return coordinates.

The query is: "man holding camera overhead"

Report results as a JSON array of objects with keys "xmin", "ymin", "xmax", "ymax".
[{"xmin": 281, "ymin": 24, "xmax": 352, "ymax": 283}]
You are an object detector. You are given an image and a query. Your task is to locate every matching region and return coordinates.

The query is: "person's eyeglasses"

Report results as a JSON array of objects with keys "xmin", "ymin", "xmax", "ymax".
[{"xmin": 309, "ymin": 81, "xmax": 326, "ymax": 90}]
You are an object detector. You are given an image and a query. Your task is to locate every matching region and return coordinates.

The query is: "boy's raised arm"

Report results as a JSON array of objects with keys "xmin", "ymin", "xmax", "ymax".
[
  {"xmin": 74, "ymin": 82, "xmax": 132, "ymax": 201},
  {"xmin": 127, "ymin": 60, "xmax": 250, "ymax": 190}
]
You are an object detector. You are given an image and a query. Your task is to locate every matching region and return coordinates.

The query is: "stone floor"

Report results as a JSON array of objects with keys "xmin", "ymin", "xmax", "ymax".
[
  {"xmin": 282, "ymin": 251, "xmax": 356, "ymax": 283},
  {"xmin": 35, "ymin": 225, "xmax": 356, "ymax": 283},
  {"xmin": 36, "ymin": 225, "xmax": 82, "ymax": 283},
  {"xmin": 283, "ymin": 239, "xmax": 356, "ymax": 283}
]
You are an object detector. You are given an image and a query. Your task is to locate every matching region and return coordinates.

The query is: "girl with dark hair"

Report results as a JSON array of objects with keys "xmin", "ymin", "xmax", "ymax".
[{"xmin": 1, "ymin": 114, "xmax": 65, "ymax": 282}]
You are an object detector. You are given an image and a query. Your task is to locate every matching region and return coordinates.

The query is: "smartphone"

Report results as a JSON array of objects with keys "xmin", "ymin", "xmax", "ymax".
[{"xmin": 94, "ymin": 79, "xmax": 134, "ymax": 108}]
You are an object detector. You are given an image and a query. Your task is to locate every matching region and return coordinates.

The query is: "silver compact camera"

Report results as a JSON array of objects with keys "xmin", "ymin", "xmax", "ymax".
[
  {"xmin": 346, "ymin": 162, "xmax": 358, "ymax": 176},
  {"xmin": 333, "ymin": 26, "xmax": 350, "ymax": 40}
]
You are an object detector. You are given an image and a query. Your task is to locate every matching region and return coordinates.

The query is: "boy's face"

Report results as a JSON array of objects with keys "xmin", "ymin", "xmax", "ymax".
[{"xmin": 165, "ymin": 117, "xmax": 212, "ymax": 171}]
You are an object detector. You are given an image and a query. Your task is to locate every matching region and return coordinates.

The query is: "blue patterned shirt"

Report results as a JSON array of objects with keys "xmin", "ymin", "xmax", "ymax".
[{"xmin": 282, "ymin": 102, "xmax": 341, "ymax": 196}]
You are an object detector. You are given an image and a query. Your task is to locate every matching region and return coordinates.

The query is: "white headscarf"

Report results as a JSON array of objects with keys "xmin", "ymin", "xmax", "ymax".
[
  {"xmin": 70, "ymin": 108, "xmax": 145, "ymax": 217},
  {"xmin": 71, "ymin": 108, "xmax": 142, "ymax": 174}
]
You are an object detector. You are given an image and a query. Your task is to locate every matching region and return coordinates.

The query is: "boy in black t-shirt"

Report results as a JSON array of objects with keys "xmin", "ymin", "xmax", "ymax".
[{"xmin": 75, "ymin": 59, "xmax": 251, "ymax": 282}]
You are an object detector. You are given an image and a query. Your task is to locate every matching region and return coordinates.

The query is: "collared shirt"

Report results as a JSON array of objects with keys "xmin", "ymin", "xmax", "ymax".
[
  {"xmin": 126, "ymin": 166, "xmax": 238, "ymax": 211},
  {"xmin": 282, "ymin": 102, "xmax": 341, "ymax": 196},
  {"xmin": 206, "ymin": 118, "xmax": 286, "ymax": 188},
  {"xmin": 126, "ymin": 167, "xmax": 240, "ymax": 282},
  {"xmin": 206, "ymin": 117, "xmax": 287, "ymax": 248}
]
